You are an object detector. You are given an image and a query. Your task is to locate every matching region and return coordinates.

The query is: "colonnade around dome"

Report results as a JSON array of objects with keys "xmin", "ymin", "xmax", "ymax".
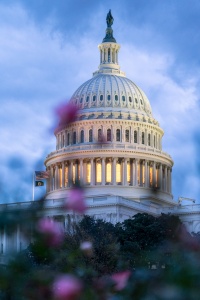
[{"xmin": 46, "ymin": 157, "xmax": 172, "ymax": 195}]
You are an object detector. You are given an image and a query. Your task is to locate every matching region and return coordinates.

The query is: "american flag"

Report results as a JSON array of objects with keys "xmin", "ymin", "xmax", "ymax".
[{"xmin": 35, "ymin": 171, "xmax": 49, "ymax": 180}]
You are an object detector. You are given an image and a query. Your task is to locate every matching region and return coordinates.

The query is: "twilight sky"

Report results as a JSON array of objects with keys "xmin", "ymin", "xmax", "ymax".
[{"xmin": 1, "ymin": 0, "xmax": 200, "ymax": 203}]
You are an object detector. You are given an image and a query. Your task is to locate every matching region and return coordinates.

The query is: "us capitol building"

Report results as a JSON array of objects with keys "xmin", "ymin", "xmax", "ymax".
[{"xmin": 1, "ymin": 11, "xmax": 200, "ymax": 255}]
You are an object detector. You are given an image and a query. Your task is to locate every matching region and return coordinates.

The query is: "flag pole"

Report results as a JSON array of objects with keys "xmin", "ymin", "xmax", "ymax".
[{"xmin": 32, "ymin": 171, "xmax": 35, "ymax": 201}]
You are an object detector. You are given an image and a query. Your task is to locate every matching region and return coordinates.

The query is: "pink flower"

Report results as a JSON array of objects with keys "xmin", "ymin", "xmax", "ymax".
[
  {"xmin": 111, "ymin": 271, "xmax": 131, "ymax": 291},
  {"xmin": 37, "ymin": 218, "xmax": 64, "ymax": 247},
  {"xmin": 53, "ymin": 275, "xmax": 82, "ymax": 300},
  {"xmin": 65, "ymin": 188, "xmax": 86, "ymax": 214},
  {"xmin": 55, "ymin": 102, "xmax": 79, "ymax": 126},
  {"xmin": 80, "ymin": 241, "xmax": 93, "ymax": 256}
]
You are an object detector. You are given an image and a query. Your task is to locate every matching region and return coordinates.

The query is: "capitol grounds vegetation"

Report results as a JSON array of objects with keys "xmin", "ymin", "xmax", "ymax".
[
  {"xmin": 1, "ymin": 103, "xmax": 200, "ymax": 299},
  {"xmin": 0, "ymin": 202, "xmax": 200, "ymax": 299}
]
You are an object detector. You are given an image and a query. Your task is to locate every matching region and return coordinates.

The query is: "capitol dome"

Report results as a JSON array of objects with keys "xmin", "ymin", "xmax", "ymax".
[{"xmin": 44, "ymin": 10, "xmax": 176, "ymax": 221}]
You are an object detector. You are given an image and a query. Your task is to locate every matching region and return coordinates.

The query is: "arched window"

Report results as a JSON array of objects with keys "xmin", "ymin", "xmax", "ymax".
[
  {"xmin": 148, "ymin": 133, "xmax": 151, "ymax": 146},
  {"xmin": 125, "ymin": 129, "xmax": 129, "ymax": 142},
  {"xmin": 134, "ymin": 130, "xmax": 137, "ymax": 143},
  {"xmin": 142, "ymin": 132, "xmax": 145, "ymax": 144},
  {"xmin": 86, "ymin": 96, "xmax": 89, "ymax": 102},
  {"xmin": 73, "ymin": 132, "xmax": 76, "ymax": 144},
  {"xmin": 89, "ymin": 129, "xmax": 93, "ymax": 142},
  {"xmin": 100, "ymin": 95, "xmax": 103, "ymax": 101},
  {"xmin": 80, "ymin": 130, "xmax": 84, "ymax": 143},
  {"xmin": 135, "ymin": 98, "xmax": 138, "ymax": 104},
  {"xmin": 67, "ymin": 133, "xmax": 70, "ymax": 145},
  {"xmin": 107, "ymin": 95, "xmax": 111, "ymax": 101},
  {"xmin": 122, "ymin": 96, "xmax": 125, "ymax": 102},
  {"xmin": 107, "ymin": 129, "xmax": 111, "ymax": 141},
  {"xmin": 129, "ymin": 96, "xmax": 132, "ymax": 102},
  {"xmin": 80, "ymin": 98, "xmax": 83, "ymax": 103},
  {"xmin": 98, "ymin": 129, "xmax": 102, "ymax": 142},
  {"xmin": 116, "ymin": 129, "xmax": 120, "ymax": 142},
  {"xmin": 115, "ymin": 95, "xmax": 118, "ymax": 101},
  {"xmin": 93, "ymin": 95, "xmax": 96, "ymax": 101}
]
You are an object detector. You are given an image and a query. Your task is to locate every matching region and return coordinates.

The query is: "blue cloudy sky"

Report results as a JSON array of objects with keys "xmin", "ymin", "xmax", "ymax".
[{"xmin": 1, "ymin": 0, "xmax": 200, "ymax": 203}]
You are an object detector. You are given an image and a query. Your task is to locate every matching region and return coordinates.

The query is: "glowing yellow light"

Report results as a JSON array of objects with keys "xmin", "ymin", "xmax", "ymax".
[
  {"xmin": 116, "ymin": 162, "xmax": 121, "ymax": 183},
  {"xmin": 65, "ymin": 165, "xmax": 68, "ymax": 187},
  {"xmin": 59, "ymin": 167, "xmax": 62, "ymax": 188},
  {"xmin": 73, "ymin": 164, "xmax": 75, "ymax": 183},
  {"xmin": 106, "ymin": 161, "xmax": 112, "ymax": 183},
  {"xmin": 86, "ymin": 163, "xmax": 91, "ymax": 184},
  {"xmin": 96, "ymin": 161, "xmax": 102, "ymax": 183},
  {"xmin": 127, "ymin": 161, "xmax": 131, "ymax": 183}
]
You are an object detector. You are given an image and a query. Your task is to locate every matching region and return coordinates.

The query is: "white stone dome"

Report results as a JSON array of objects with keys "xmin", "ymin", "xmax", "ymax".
[{"xmin": 70, "ymin": 74, "xmax": 153, "ymax": 117}]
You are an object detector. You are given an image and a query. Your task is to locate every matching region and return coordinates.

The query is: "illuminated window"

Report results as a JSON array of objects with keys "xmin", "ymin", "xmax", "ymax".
[
  {"xmin": 116, "ymin": 129, "xmax": 120, "ymax": 142},
  {"xmin": 67, "ymin": 133, "xmax": 70, "ymax": 145},
  {"xmin": 96, "ymin": 160, "xmax": 102, "ymax": 183},
  {"xmin": 59, "ymin": 167, "xmax": 62, "ymax": 188},
  {"xmin": 78, "ymin": 163, "xmax": 80, "ymax": 181},
  {"xmin": 106, "ymin": 160, "xmax": 112, "ymax": 183},
  {"xmin": 156, "ymin": 167, "xmax": 159, "ymax": 188},
  {"xmin": 80, "ymin": 130, "xmax": 84, "ymax": 143},
  {"xmin": 116, "ymin": 161, "xmax": 122, "ymax": 183},
  {"xmin": 137, "ymin": 164, "xmax": 140, "ymax": 185},
  {"xmin": 73, "ymin": 132, "xmax": 76, "ymax": 144},
  {"xmin": 148, "ymin": 133, "xmax": 151, "ymax": 146},
  {"xmin": 98, "ymin": 129, "xmax": 102, "ymax": 142},
  {"xmin": 115, "ymin": 95, "xmax": 118, "ymax": 101},
  {"xmin": 142, "ymin": 132, "xmax": 145, "ymax": 144},
  {"xmin": 125, "ymin": 130, "xmax": 129, "ymax": 142},
  {"xmin": 122, "ymin": 96, "xmax": 125, "ymax": 102},
  {"xmin": 134, "ymin": 130, "xmax": 137, "ymax": 143},
  {"xmin": 149, "ymin": 165, "xmax": 153, "ymax": 186},
  {"xmin": 100, "ymin": 95, "xmax": 103, "ymax": 101},
  {"xmin": 89, "ymin": 129, "xmax": 93, "ymax": 142},
  {"xmin": 142, "ymin": 163, "xmax": 145, "ymax": 185},
  {"xmin": 72, "ymin": 164, "xmax": 75, "ymax": 183},
  {"xmin": 127, "ymin": 161, "xmax": 131, "ymax": 183},
  {"xmin": 107, "ymin": 129, "xmax": 111, "ymax": 141},
  {"xmin": 107, "ymin": 95, "xmax": 111, "ymax": 101},
  {"xmin": 86, "ymin": 162, "xmax": 91, "ymax": 184},
  {"xmin": 65, "ymin": 165, "xmax": 68, "ymax": 187}
]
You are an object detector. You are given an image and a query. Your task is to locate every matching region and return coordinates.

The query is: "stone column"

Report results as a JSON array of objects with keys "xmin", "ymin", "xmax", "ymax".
[
  {"xmin": 112, "ymin": 157, "xmax": 116, "ymax": 185},
  {"xmin": 164, "ymin": 165, "xmax": 168, "ymax": 192},
  {"xmin": 50, "ymin": 165, "xmax": 54, "ymax": 191},
  {"xmin": 91, "ymin": 158, "xmax": 94, "ymax": 186},
  {"xmin": 135, "ymin": 159, "xmax": 138, "ymax": 186},
  {"xmin": 102, "ymin": 157, "xmax": 106, "ymax": 185},
  {"xmin": 138, "ymin": 127, "xmax": 140, "ymax": 144},
  {"xmin": 55, "ymin": 164, "xmax": 59, "ymax": 190},
  {"xmin": 69, "ymin": 161, "xmax": 73, "ymax": 187},
  {"xmin": 123, "ymin": 158, "xmax": 128, "ymax": 185},
  {"xmin": 153, "ymin": 161, "xmax": 156, "ymax": 187},
  {"xmin": 145, "ymin": 160, "xmax": 148, "ymax": 187},
  {"xmin": 62, "ymin": 162, "xmax": 65, "ymax": 189},
  {"xmin": 80, "ymin": 159, "xmax": 83, "ymax": 183},
  {"xmin": 131, "ymin": 159, "xmax": 135, "ymax": 186},
  {"xmin": 145, "ymin": 129, "xmax": 147, "ymax": 146},
  {"xmin": 159, "ymin": 163, "xmax": 163, "ymax": 190}
]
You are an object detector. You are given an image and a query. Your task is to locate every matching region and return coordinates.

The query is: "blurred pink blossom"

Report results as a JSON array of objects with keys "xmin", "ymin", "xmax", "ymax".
[
  {"xmin": 53, "ymin": 275, "xmax": 82, "ymax": 300},
  {"xmin": 55, "ymin": 102, "xmax": 79, "ymax": 126},
  {"xmin": 80, "ymin": 241, "xmax": 93, "ymax": 256},
  {"xmin": 37, "ymin": 218, "xmax": 64, "ymax": 247},
  {"xmin": 65, "ymin": 188, "xmax": 86, "ymax": 214},
  {"xmin": 111, "ymin": 271, "xmax": 131, "ymax": 291}
]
